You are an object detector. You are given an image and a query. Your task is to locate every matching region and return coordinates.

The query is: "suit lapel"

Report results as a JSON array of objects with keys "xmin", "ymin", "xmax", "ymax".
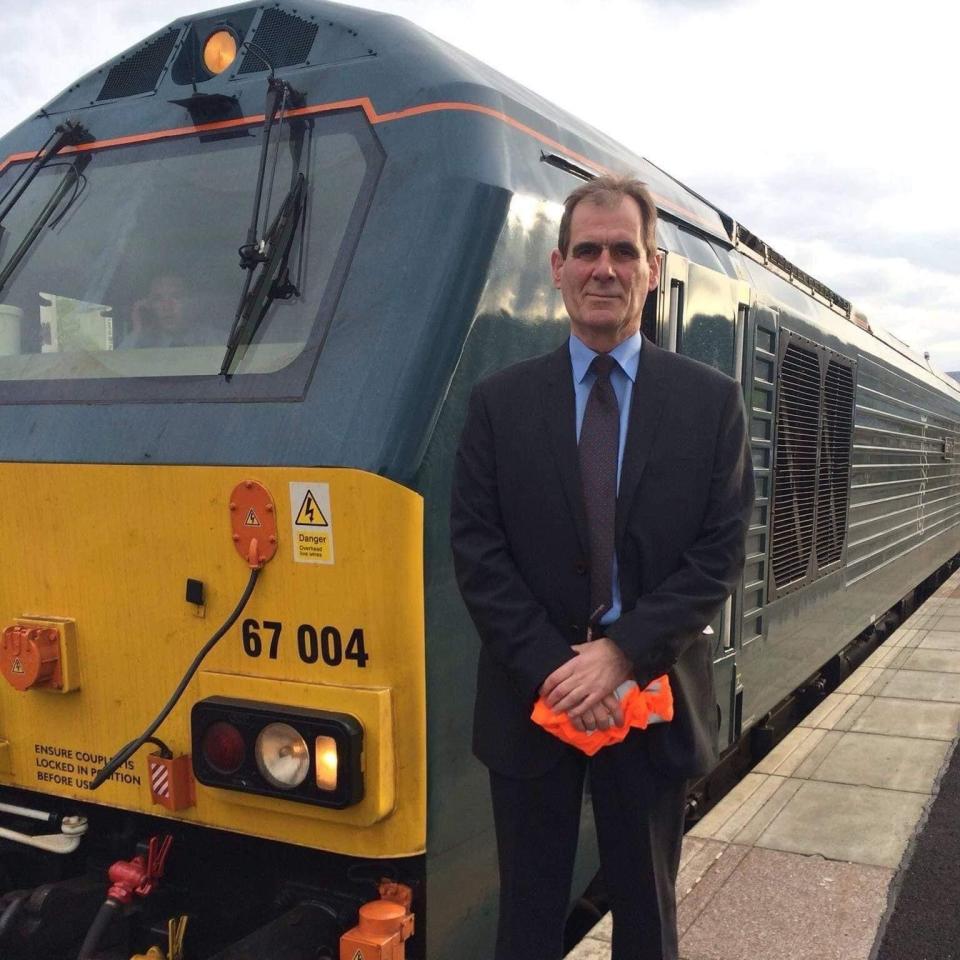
[
  {"xmin": 616, "ymin": 337, "xmax": 666, "ymax": 549},
  {"xmin": 541, "ymin": 343, "xmax": 589, "ymax": 556}
]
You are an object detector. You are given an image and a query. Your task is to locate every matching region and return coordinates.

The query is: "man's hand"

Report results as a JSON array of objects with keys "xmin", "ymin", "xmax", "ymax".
[
  {"xmin": 539, "ymin": 638, "xmax": 632, "ymax": 730},
  {"xmin": 568, "ymin": 696, "xmax": 626, "ymax": 733}
]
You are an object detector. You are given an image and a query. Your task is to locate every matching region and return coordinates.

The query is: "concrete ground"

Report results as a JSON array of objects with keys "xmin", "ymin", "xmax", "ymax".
[{"xmin": 566, "ymin": 571, "xmax": 960, "ymax": 960}]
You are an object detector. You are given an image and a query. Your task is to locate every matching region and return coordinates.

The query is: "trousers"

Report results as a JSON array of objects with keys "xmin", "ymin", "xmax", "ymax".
[{"xmin": 489, "ymin": 731, "xmax": 686, "ymax": 960}]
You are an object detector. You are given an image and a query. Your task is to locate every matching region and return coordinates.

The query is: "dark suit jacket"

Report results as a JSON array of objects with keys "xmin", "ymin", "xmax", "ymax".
[{"xmin": 450, "ymin": 336, "xmax": 755, "ymax": 779}]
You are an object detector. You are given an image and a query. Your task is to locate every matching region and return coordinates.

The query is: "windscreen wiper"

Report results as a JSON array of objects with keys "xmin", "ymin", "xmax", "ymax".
[
  {"xmin": 220, "ymin": 172, "xmax": 306, "ymax": 376},
  {"xmin": 237, "ymin": 78, "xmax": 291, "ymax": 267},
  {"xmin": 221, "ymin": 76, "xmax": 305, "ymax": 378},
  {"xmin": 0, "ymin": 120, "xmax": 90, "ymax": 228},
  {"xmin": 0, "ymin": 153, "xmax": 91, "ymax": 298}
]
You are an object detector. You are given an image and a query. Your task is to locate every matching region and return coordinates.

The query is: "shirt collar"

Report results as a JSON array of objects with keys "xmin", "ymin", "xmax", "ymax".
[{"xmin": 569, "ymin": 330, "xmax": 643, "ymax": 384}]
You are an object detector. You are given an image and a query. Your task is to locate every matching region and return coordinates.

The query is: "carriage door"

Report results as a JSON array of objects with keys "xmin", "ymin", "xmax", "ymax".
[
  {"xmin": 647, "ymin": 250, "xmax": 687, "ymax": 351},
  {"xmin": 674, "ymin": 258, "xmax": 752, "ymax": 749}
]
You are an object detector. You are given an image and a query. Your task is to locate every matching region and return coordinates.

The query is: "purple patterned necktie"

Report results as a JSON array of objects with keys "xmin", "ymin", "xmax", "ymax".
[{"xmin": 579, "ymin": 353, "xmax": 620, "ymax": 619}]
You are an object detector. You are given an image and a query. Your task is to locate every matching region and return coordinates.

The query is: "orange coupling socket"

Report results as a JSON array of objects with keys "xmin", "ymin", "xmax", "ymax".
[
  {"xmin": 1, "ymin": 624, "xmax": 62, "ymax": 691},
  {"xmin": 229, "ymin": 480, "xmax": 278, "ymax": 569},
  {"xmin": 339, "ymin": 898, "xmax": 414, "ymax": 960}
]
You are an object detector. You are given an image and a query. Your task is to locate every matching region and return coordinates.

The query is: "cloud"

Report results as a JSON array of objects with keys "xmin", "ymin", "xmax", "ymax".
[
  {"xmin": 0, "ymin": 1, "xmax": 210, "ymax": 131},
  {"xmin": 1, "ymin": 0, "xmax": 956, "ymax": 370},
  {"xmin": 767, "ymin": 237, "xmax": 960, "ymax": 372},
  {"xmin": 683, "ymin": 154, "xmax": 960, "ymax": 372}
]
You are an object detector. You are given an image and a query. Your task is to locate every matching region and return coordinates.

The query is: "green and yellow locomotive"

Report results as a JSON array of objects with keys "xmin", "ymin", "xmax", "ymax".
[{"xmin": 0, "ymin": 2, "xmax": 958, "ymax": 958}]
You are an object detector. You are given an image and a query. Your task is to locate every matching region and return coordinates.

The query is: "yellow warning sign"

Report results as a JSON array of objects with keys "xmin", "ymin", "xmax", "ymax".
[
  {"xmin": 289, "ymin": 482, "xmax": 334, "ymax": 564},
  {"xmin": 352, "ymin": 951, "xmax": 364, "ymax": 960},
  {"xmin": 12, "ymin": 657, "xmax": 23, "ymax": 675},
  {"xmin": 244, "ymin": 508, "xmax": 261, "ymax": 527},
  {"xmin": 295, "ymin": 490, "xmax": 328, "ymax": 527}
]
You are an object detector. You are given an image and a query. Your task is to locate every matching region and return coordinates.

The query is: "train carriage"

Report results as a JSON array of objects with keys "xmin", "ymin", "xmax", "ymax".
[{"xmin": 0, "ymin": 2, "xmax": 957, "ymax": 957}]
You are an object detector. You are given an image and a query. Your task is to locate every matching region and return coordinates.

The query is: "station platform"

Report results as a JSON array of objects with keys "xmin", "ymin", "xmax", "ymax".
[{"xmin": 567, "ymin": 570, "xmax": 960, "ymax": 960}]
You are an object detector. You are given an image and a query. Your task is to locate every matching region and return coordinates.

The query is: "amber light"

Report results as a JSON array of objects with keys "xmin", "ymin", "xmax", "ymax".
[
  {"xmin": 315, "ymin": 735, "xmax": 339, "ymax": 791},
  {"xmin": 203, "ymin": 30, "xmax": 237, "ymax": 74}
]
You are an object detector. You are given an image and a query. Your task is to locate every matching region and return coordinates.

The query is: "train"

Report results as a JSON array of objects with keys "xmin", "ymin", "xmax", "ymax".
[{"xmin": 0, "ymin": 2, "xmax": 958, "ymax": 958}]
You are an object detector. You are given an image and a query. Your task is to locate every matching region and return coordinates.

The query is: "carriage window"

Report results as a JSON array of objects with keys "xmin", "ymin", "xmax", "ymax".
[
  {"xmin": 678, "ymin": 261, "xmax": 738, "ymax": 376},
  {"xmin": 0, "ymin": 108, "xmax": 381, "ymax": 398}
]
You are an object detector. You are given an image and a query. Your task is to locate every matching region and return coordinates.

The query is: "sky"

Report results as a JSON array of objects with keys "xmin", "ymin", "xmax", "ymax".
[{"xmin": 1, "ymin": 0, "xmax": 957, "ymax": 370}]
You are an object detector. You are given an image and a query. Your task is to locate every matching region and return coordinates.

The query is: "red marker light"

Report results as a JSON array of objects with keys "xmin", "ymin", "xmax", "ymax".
[{"xmin": 201, "ymin": 721, "xmax": 245, "ymax": 774}]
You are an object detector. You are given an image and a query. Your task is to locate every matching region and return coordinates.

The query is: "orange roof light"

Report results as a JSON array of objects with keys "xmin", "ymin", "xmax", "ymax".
[{"xmin": 203, "ymin": 30, "xmax": 237, "ymax": 75}]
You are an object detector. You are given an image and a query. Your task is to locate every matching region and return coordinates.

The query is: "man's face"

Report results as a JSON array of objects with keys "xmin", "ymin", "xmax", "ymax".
[
  {"xmin": 148, "ymin": 276, "xmax": 187, "ymax": 330},
  {"xmin": 550, "ymin": 195, "xmax": 660, "ymax": 351}
]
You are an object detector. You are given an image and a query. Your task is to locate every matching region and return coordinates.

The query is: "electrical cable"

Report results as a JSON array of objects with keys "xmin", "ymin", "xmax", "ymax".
[
  {"xmin": 143, "ymin": 736, "xmax": 173, "ymax": 759},
  {"xmin": 76, "ymin": 898, "xmax": 120, "ymax": 960},
  {"xmin": 0, "ymin": 122, "xmax": 89, "ymax": 226},
  {"xmin": 47, "ymin": 167, "xmax": 88, "ymax": 229},
  {"xmin": 0, "ymin": 893, "xmax": 27, "ymax": 944},
  {"xmin": 0, "ymin": 153, "xmax": 91, "ymax": 299},
  {"xmin": 89, "ymin": 567, "xmax": 260, "ymax": 790},
  {"xmin": 238, "ymin": 40, "xmax": 275, "ymax": 77},
  {"xmin": 0, "ymin": 128, "xmax": 59, "ymax": 215}
]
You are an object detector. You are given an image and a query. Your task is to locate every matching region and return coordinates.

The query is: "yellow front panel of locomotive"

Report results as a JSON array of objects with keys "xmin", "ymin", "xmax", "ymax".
[{"xmin": 0, "ymin": 462, "xmax": 426, "ymax": 857}]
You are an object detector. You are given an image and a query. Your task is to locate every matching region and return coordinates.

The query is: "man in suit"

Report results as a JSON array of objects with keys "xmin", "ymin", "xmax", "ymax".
[{"xmin": 450, "ymin": 176, "xmax": 754, "ymax": 960}]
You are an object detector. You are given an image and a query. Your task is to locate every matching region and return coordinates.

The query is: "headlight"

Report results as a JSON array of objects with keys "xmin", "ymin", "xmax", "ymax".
[
  {"xmin": 191, "ymin": 697, "xmax": 363, "ymax": 808},
  {"xmin": 256, "ymin": 723, "xmax": 310, "ymax": 789}
]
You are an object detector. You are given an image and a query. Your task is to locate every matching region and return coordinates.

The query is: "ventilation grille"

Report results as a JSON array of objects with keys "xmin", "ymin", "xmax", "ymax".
[
  {"xmin": 771, "ymin": 342, "xmax": 821, "ymax": 588},
  {"xmin": 816, "ymin": 362, "xmax": 855, "ymax": 567},
  {"xmin": 97, "ymin": 29, "xmax": 180, "ymax": 101},
  {"xmin": 238, "ymin": 8, "xmax": 319, "ymax": 74}
]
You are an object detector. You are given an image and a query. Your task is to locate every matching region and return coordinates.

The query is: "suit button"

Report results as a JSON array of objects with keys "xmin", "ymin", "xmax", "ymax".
[{"xmin": 575, "ymin": 560, "xmax": 588, "ymax": 575}]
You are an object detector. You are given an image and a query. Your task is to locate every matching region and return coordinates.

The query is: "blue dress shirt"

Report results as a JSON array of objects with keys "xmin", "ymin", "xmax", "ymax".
[{"xmin": 569, "ymin": 330, "xmax": 643, "ymax": 627}]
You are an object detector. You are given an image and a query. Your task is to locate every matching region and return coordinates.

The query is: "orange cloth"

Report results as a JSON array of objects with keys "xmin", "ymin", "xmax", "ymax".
[{"xmin": 531, "ymin": 675, "xmax": 674, "ymax": 756}]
